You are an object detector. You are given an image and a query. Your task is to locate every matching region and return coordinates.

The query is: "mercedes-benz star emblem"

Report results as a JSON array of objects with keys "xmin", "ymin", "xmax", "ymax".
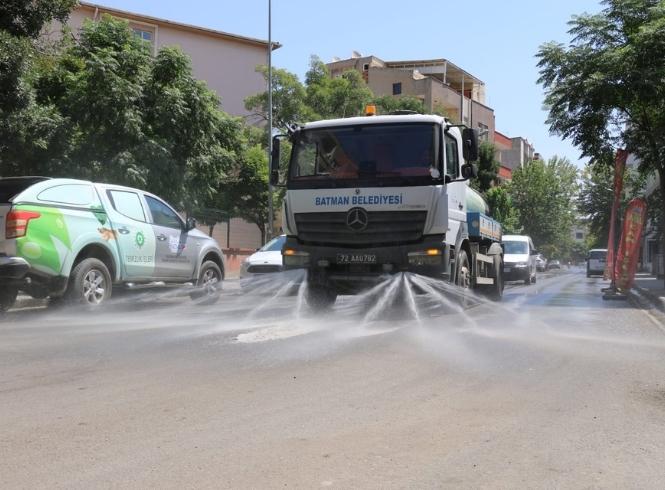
[{"xmin": 346, "ymin": 207, "xmax": 369, "ymax": 232}]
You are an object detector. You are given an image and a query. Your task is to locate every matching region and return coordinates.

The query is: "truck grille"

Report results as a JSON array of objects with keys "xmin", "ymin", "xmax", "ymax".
[{"xmin": 294, "ymin": 211, "xmax": 427, "ymax": 247}]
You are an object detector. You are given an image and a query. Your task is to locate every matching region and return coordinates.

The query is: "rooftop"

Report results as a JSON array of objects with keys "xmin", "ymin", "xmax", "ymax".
[{"xmin": 78, "ymin": 1, "xmax": 281, "ymax": 50}]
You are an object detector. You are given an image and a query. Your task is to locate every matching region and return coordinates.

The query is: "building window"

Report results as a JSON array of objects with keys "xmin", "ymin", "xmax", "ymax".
[
  {"xmin": 575, "ymin": 232, "xmax": 584, "ymax": 240},
  {"xmin": 133, "ymin": 28, "xmax": 153, "ymax": 42},
  {"xmin": 392, "ymin": 82, "xmax": 402, "ymax": 95},
  {"xmin": 363, "ymin": 63, "xmax": 369, "ymax": 71}
]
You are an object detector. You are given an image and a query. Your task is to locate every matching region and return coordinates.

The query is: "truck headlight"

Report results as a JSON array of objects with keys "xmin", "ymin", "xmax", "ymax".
[
  {"xmin": 408, "ymin": 249, "xmax": 442, "ymax": 266},
  {"xmin": 283, "ymin": 249, "xmax": 310, "ymax": 267}
]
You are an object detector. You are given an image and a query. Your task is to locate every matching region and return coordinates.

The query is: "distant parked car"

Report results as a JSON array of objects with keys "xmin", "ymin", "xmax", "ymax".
[
  {"xmin": 535, "ymin": 254, "xmax": 547, "ymax": 272},
  {"xmin": 547, "ymin": 259, "xmax": 561, "ymax": 270},
  {"xmin": 586, "ymin": 248, "xmax": 607, "ymax": 277},
  {"xmin": 240, "ymin": 235, "xmax": 285, "ymax": 287}
]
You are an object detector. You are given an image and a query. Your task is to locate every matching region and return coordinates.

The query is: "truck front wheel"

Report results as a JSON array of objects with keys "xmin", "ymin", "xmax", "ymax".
[
  {"xmin": 305, "ymin": 284, "xmax": 337, "ymax": 311},
  {"xmin": 479, "ymin": 254, "xmax": 503, "ymax": 301},
  {"xmin": 455, "ymin": 250, "xmax": 471, "ymax": 289}
]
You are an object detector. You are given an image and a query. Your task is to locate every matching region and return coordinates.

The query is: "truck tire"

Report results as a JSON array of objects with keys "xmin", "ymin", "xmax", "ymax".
[
  {"xmin": 305, "ymin": 284, "xmax": 337, "ymax": 311},
  {"xmin": 191, "ymin": 260, "xmax": 223, "ymax": 305},
  {"xmin": 0, "ymin": 286, "xmax": 18, "ymax": 314},
  {"xmin": 65, "ymin": 258, "xmax": 112, "ymax": 306},
  {"xmin": 455, "ymin": 250, "xmax": 471, "ymax": 289},
  {"xmin": 479, "ymin": 254, "xmax": 503, "ymax": 301}
]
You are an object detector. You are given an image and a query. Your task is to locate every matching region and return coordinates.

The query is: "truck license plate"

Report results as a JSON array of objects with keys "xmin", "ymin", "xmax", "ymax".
[{"xmin": 336, "ymin": 253, "xmax": 377, "ymax": 264}]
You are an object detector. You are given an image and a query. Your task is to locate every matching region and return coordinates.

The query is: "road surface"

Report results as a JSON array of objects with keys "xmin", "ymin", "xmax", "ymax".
[{"xmin": 1, "ymin": 269, "xmax": 665, "ymax": 488}]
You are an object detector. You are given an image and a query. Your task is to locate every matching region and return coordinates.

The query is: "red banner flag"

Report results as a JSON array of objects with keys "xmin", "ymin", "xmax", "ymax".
[
  {"xmin": 604, "ymin": 149, "xmax": 628, "ymax": 281},
  {"xmin": 614, "ymin": 198, "xmax": 647, "ymax": 290}
]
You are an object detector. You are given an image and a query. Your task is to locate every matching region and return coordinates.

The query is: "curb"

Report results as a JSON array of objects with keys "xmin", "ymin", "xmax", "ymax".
[{"xmin": 626, "ymin": 286, "xmax": 665, "ymax": 328}]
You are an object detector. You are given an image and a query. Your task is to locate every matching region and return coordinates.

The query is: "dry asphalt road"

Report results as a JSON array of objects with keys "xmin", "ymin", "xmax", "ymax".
[{"xmin": 1, "ymin": 269, "xmax": 665, "ymax": 489}]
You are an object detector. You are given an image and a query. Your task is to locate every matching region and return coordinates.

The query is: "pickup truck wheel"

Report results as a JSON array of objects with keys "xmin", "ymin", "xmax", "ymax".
[
  {"xmin": 66, "ymin": 258, "xmax": 112, "ymax": 306},
  {"xmin": 305, "ymin": 284, "xmax": 337, "ymax": 311},
  {"xmin": 0, "ymin": 286, "xmax": 19, "ymax": 314},
  {"xmin": 191, "ymin": 260, "xmax": 223, "ymax": 305}
]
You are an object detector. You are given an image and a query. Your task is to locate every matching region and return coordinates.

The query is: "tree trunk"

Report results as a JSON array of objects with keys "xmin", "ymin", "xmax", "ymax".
[
  {"xmin": 658, "ymin": 167, "xmax": 665, "ymax": 288},
  {"xmin": 208, "ymin": 223, "xmax": 215, "ymax": 238}
]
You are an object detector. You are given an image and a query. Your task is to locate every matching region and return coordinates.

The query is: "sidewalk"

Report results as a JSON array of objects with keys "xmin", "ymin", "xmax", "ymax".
[{"xmin": 629, "ymin": 272, "xmax": 665, "ymax": 313}]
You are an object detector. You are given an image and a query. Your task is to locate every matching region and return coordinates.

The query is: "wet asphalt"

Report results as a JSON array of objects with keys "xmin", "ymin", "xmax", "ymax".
[{"xmin": 1, "ymin": 268, "xmax": 665, "ymax": 489}]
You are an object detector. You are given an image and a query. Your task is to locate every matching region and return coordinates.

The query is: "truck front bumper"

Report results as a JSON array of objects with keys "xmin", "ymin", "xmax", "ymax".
[{"xmin": 282, "ymin": 235, "xmax": 448, "ymax": 292}]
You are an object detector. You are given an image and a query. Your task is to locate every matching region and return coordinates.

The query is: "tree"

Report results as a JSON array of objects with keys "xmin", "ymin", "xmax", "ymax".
[
  {"xmin": 244, "ymin": 65, "xmax": 314, "ymax": 132},
  {"xmin": 486, "ymin": 186, "xmax": 520, "ymax": 234},
  {"xmin": 223, "ymin": 144, "xmax": 275, "ymax": 244},
  {"xmin": 537, "ymin": 0, "xmax": 665, "ymax": 277},
  {"xmin": 305, "ymin": 56, "xmax": 373, "ymax": 119},
  {"xmin": 2, "ymin": 15, "xmax": 242, "ymax": 212},
  {"xmin": 471, "ymin": 141, "xmax": 500, "ymax": 194},
  {"xmin": 0, "ymin": 0, "xmax": 76, "ymax": 170},
  {"xmin": 373, "ymin": 95, "xmax": 425, "ymax": 114},
  {"xmin": 578, "ymin": 162, "xmax": 645, "ymax": 248},
  {"xmin": 509, "ymin": 156, "xmax": 578, "ymax": 258}
]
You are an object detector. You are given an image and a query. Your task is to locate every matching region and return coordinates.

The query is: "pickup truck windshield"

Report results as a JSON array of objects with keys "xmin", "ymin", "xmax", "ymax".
[{"xmin": 289, "ymin": 123, "xmax": 438, "ymax": 188}]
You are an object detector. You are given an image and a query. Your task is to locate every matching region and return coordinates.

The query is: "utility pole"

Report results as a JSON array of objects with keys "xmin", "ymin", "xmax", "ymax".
[{"xmin": 266, "ymin": 0, "xmax": 274, "ymax": 242}]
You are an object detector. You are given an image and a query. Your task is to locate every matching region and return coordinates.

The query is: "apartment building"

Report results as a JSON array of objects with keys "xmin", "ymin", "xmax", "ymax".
[
  {"xmin": 61, "ymin": 2, "xmax": 278, "ymax": 118},
  {"xmin": 494, "ymin": 130, "xmax": 536, "ymax": 173},
  {"xmin": 327, "ymin": 53, "xmax": 495, "ymax": 142}
]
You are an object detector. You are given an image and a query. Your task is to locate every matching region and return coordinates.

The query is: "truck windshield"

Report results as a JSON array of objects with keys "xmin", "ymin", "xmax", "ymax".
[{"xmin": 289, "ymin": 123, "xmax": 438, "ymax": 188}]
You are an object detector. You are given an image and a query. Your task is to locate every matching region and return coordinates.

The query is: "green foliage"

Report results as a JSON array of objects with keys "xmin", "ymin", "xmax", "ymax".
[
  {"xmin": 509, "ymin": 156, "xmax": 579, "ymax": 258},
  {"xmin": 305, "ymin": 56, "xmax": 373, "ymax": 119},
  {"xmin": 486, "ymin": 186, "xmax": 520, "ymax": 234},
  {"xmin": 0, "ymin": 0, "xmax": 76, "ymax": 38},
  {"xmin": 373, "ymin": 95, "xmax": 425, "ymax": 114},
  {"xmin": 244, "ymin": 65, "xmax": 314, "ymax": 131},
  {"xmin": 537, "ymin": 0, "xmax": 665, "ymax": 255},
  {"xmin": 1, "ymin": 15, "xmax": 243, "ymax": 213},
  {"xmin": 471, "ymin": 141, "xmax": 500, "ymax": 194}
]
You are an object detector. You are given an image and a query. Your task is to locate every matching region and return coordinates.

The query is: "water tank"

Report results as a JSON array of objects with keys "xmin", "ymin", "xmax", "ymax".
[{"xmin": 466, "ymin": 187, "xmax": 489, "ymax": 215}]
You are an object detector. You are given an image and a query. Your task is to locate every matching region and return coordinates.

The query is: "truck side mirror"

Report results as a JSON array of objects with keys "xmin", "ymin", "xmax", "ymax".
[
  {"xmin": 270, "ymin": 137, "xmax": 281, "ymax": 186},
  {"xmin": 462, "ymin": 128, "xmax": 479, "ymax": 162},
  {"xmin": 460, "ymin": 163, "xmax": 477, "ymax": 180}
]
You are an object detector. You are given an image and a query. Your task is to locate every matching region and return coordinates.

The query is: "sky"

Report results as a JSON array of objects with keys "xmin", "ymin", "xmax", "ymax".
[{"xmin": 89, "ymin": 0, "xmax": 605, "ymax": 166}]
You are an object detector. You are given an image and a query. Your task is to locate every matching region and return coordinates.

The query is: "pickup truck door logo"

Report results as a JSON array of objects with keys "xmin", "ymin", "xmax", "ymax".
[{"xmin": 346, "ymin": 207, "xmax": 368, "ymax": 232}]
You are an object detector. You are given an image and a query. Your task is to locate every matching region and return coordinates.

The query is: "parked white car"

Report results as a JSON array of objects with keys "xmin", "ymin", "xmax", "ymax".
[
  {"xmin": 502, "ymin": 234, "xmax": 538, "ymax": 285},
  {"xmin": 240, "ymin": 235, "xmax": 285, "ymax": 285}
]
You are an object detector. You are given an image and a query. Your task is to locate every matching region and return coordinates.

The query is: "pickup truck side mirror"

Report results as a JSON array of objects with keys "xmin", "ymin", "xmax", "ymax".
[{"xmin": 185, "ymin": 216, "xmax": 197, "ymax": 231}]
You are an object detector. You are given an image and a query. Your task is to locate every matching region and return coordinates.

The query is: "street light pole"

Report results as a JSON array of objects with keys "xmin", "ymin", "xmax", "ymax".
[{"xmin": 266, "ymin": 0, "xmax": 274, "ymax": 242}]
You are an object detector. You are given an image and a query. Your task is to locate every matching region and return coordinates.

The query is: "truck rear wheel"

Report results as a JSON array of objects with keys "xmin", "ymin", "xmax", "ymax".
[
  {"xmin": 66, "ymin": 258, "xmax": 112, "ymax": 306},
  {"xmin": 305, "ymin": 284, "xmax": 337, "ymax": 311}
]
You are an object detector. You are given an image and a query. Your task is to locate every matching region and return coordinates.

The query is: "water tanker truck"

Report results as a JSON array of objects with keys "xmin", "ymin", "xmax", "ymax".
[{"xmin": 270, "ymin": 108, "xmax": 503, "ymax": 309}]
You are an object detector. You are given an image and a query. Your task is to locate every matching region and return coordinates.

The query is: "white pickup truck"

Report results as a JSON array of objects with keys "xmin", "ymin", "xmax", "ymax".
[{"xmin": 0, "ymin": 177, "xmax": 225, "ymax": 312}]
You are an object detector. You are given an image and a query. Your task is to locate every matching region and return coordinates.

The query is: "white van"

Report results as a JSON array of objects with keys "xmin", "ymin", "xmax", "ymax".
[
  {"xmin": 586, "ymin": 249, "xmax": 607, "ymax": 277},
  {"xmin": 502, "ymin": 235, "xmax": 538, "ymax": 285}
]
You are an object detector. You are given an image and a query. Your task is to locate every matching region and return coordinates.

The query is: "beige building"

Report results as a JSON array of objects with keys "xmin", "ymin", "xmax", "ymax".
[
  {"xmin": 327, "ymin": 53, "xmax": 495, "ymax": 142},
  {"xmin": 494, "ymin": 130, "xmax": 536, "ymax": 172},
  {"xmin": 60, "ymin": 2, "xmax": 278, "ymax": 117}
]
